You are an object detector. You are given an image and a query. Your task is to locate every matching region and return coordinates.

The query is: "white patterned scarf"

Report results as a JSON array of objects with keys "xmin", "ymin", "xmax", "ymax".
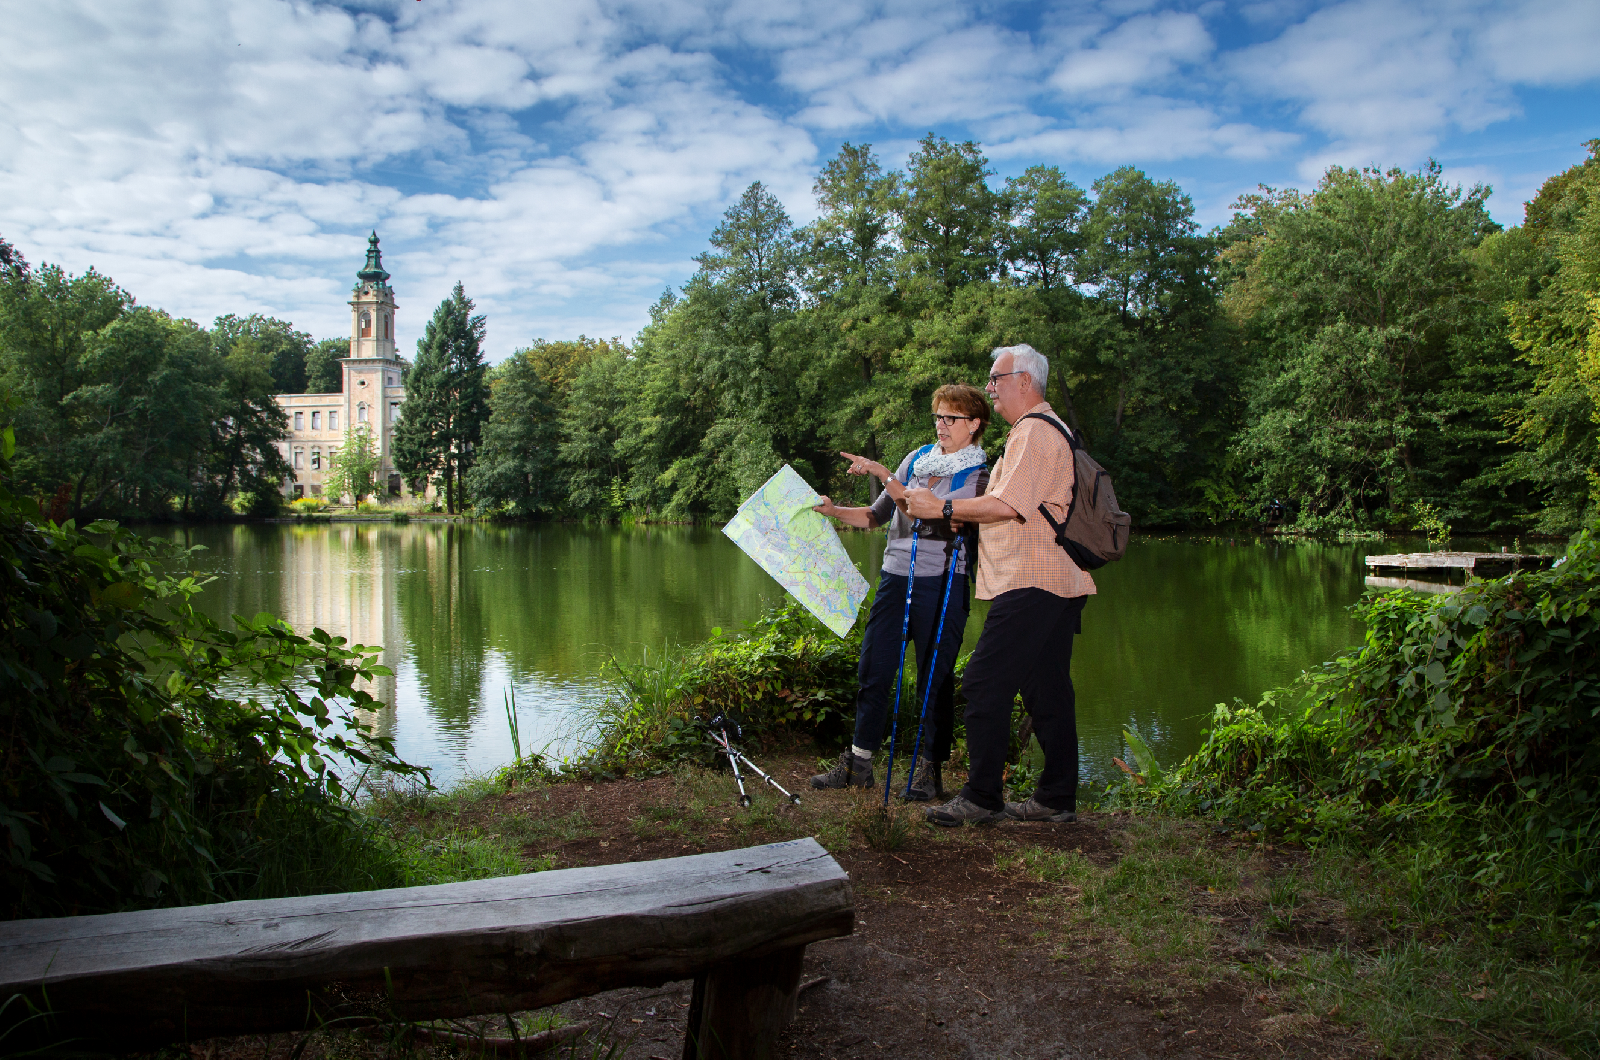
[{"xmin": 911, "ymin": 443, "xmax": 986, "ymax": 479}]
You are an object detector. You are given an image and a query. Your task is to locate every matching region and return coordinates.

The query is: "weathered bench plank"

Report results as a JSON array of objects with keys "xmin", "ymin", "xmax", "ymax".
[{"xmin": 1, "ymin": 838, "xmax": 853, "ymax": 1057}]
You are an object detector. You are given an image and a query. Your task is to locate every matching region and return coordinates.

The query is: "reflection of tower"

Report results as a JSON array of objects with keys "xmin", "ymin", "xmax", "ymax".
[{"xmin": 275, "ymin": 525, "xmax": 404, "ymax": 736}]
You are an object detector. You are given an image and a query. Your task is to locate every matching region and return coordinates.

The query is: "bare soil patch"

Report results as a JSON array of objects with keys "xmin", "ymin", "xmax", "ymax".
[{"xmin": 182, "ymin": 754, "xmax": 1385, "ymax": 1060}]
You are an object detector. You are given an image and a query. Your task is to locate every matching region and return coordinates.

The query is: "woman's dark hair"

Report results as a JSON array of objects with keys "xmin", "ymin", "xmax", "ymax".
[{"xmin": 931, "ymin": 383, "xmax": 991, "ymax": 443}]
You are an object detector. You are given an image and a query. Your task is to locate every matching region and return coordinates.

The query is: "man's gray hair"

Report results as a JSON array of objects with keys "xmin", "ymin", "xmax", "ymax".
[{"xmin": 993, "ymin": 344, "xmax": 1048, "ymax": 394}]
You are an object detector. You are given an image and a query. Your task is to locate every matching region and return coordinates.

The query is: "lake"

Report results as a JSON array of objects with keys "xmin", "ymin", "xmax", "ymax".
[{"xmin": 160, "ymin": 521, "xmax": 1418, "ymax": 791}]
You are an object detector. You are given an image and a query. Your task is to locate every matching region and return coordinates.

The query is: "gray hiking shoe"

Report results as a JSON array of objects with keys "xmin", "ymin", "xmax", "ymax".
[
  {"xmin": 811, "ymin": 750, "xmax": 874, "ymax": 790},
  {"xmin": 1004, "ymin": 796, "xmax": 1077, "ymax": 823},
  {"xmin": 904, "ymin": 759, "xmax": 944, "ymax": 803},
  {"xmin": 925, "ymin": 795, "xmax": 1006, "ymax": 827}
]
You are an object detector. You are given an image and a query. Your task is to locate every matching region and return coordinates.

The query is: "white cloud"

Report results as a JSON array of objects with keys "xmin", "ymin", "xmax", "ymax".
[
  {"xmin": 1, "ymin": 0, "xmax": 1597, "ymax": 356},
  {"xmin": 1050, "ymin": 12, "xmax": 1213, "ymax": 97}
]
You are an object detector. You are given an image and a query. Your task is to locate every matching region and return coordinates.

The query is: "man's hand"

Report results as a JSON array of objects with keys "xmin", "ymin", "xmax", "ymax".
[
  {"xmin": 903, "ymin": 487, "xmax": 943, "ymax": 520},
  {"xmin": 812, "ymin": 495, "xmax": 838, "ymax": 517}
]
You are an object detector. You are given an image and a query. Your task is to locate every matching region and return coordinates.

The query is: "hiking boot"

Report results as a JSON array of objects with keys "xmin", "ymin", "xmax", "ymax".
[
  {"xmin": 1004, "ymin": 796, "xmax": 1077, "ymax": 823},
  {"xmin": 925, "ymin": 795, "xmax": 1006, "ymax": 827},
  {"xmin": 904, "ymin": 759, "xmax": 944, "ymax": 802},
  {"xmin": 811, "ymin": 750, "xmax": 874, "ymax": 790}
]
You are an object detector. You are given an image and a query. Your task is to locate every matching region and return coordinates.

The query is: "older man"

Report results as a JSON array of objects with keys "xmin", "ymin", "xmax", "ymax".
[{"xmin": 903, "ymin": 343, "xmax": 1094, "ymax": 825}]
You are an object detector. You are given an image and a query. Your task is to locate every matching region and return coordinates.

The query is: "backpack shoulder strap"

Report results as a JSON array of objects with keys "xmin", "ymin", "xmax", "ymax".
[
  {"xmin": 1018, "ymin": 413, "xmax": 1081, "ymax": 527},
  {"xmin": 947, "ymin": 460, "xmax": 987, "ymax": 491},
  {"xmin": 901, "ymin": 444, "xmax": 936, "ymax": 484},
  {"xmin": 1019, "ymin": 412, "xmax": 1077, "ymax": 452}
]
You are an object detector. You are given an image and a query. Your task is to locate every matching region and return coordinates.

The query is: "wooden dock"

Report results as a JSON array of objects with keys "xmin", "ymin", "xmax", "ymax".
[{"xmin": 1364, "ymin": 551, "xmax": 1554, "ymax": 576}]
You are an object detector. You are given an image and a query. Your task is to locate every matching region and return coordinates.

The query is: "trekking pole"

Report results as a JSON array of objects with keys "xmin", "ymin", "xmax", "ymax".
[
  {"xmin": 730, "ymin": 751, "xmax": 802, "ymax": 805},
  {"xmin": 903, "ymin": 535, "xmax": 963, "ymax": 800},
  {"xmin": 714, "ymin": 724, "xmax": 752, "ymax": 807},
  {"xmin": 881, "ymin": 521, "xmax": 921, "ymax": 808}
]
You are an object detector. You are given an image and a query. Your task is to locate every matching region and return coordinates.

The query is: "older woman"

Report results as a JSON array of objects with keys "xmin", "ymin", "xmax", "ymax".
[{"xmin": 810, "ymin": 383, "xmax": 991, "ymax": 801}]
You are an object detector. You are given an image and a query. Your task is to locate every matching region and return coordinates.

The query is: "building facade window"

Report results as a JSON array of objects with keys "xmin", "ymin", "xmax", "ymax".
[
  {"xmin": 311, "ymin": 411, "xmax": 321, "ymax": 431},
  {"xmin": 360, "ymin": 311, "xmax": 372, "ymax": 337},
  {"xmin": 358, "ymin": 404, "xmax": 368, "ymax": 423},
  {"xmin": 293, "ymin": 450, "xmax": 303, "ymax": 469},
  {"xmin": 294, "ymin": 412, "xmax": 303, "ymax": 430},
  {"xmin": 310, "ymin": 450, "xmax": 321, "ymax": 470},
  {"xmin": 329, "ymin": 411, "xmax": 338, "ymax": 430},
  {"xmin": 389, "ymin": 402, "xmax": 400, "ymax": 423}
]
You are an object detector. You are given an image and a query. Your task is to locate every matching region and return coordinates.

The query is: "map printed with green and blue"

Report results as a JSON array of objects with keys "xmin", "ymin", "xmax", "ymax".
[{"xmin": 722, "ymin": 464, "xmax": 869, "ymax": 638}]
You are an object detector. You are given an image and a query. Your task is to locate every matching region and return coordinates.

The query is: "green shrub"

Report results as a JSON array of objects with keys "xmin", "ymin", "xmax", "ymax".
[
  {"xmin": 0, "ymin": 427, "xmax": 427, "ymax": 918},
  {"xmin": 290, "ymin": 496, "xmax": 329, "ymax": 514},
  {"xmin": 1114, "ymin": 529, "xmax": 1600, "ymax": 932},
  {"xmin": 574, "ymin": 600, "xmax": 863, "ymax": 775}
]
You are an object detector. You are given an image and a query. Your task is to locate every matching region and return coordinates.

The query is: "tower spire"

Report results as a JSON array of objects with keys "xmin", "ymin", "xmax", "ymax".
[{"xmin": 357, "ymin": 230, "xmax": 390, "ymax": 284}]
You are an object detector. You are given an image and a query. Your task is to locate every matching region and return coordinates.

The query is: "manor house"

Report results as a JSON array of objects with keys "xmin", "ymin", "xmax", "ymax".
[{"xmin": 276, "ymin": 232, "xmax": 411, "ymax": 501}]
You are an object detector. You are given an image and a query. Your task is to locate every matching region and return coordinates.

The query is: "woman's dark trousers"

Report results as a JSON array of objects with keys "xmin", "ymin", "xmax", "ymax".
[
  {"xmin": 958, "ymin": 587, "xmax": 1087, "ymax": 813},
  {"xmin": 853, "ymin": 570, "xmax": 968, "ymax": 758}
]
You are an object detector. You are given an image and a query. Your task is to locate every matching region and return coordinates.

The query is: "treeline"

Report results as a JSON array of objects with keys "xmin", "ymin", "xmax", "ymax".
[
  {"xmin": 5, "ymin": 136, "xmax": 1599, "ymax": 530},
  {"xmin": 0, "ymin": 244, "xmax": 359, "ymax": 518},
  {"xmin": 467, "ymin": 137, "xmax": 1600, "ymax": 533}
]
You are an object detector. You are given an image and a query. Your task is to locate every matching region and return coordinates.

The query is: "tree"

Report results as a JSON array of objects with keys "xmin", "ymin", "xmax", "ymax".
[
  {"xmin": 800, "ymin": 143, "xmax": 901, "ymax": 295},
  {"xmin": 1228, "ymin": 162, "xmax": 1501, "ymax": 523},
  {"xmin": 464, "ymin": 351, "xmax": 561, "ymax": 514},
  {"xmin": 0, "ymin": 260, "xmax": 227, "ymax": 518},
  {"xmin": 1504, "ymin": 141, "xmax": 1600, "ymax": 531},
  {"xmin": 518, "ymin": 336, "xmax": 619, "ymax": 403},
  {"xmin": 304, "ymin": 337, "xmax": 347, "ymax": 393},
  {"xmin": 327, "ymin": 423, "xmax": 380, "ymax": 504},
  {"xmin": 899, "ymin": 134, "xmax": 1004, "ymax": 296},
  {"xmin": 191, "ymin": 339, "xmax": 290, "ymax": 515},
  {"xmin": 392, "ymin": 283, "xmax": 488, "ymax": 514},
  {"xmin": 212, "ymin": 314, "xmax": 312, "ymax": 395},
  {"xmin": 1004, "ymin": 165, "xmax": 1090, "ymax": 294}
]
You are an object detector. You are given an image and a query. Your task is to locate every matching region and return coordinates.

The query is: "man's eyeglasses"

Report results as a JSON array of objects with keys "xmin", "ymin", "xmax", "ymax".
[
  {"xmin": 932, "ymin": 414, "xmax": 974, "ymax": 427},
  {"xmin": 987, "ymin": 371, "xmax": 1024, "ymax": 386}
]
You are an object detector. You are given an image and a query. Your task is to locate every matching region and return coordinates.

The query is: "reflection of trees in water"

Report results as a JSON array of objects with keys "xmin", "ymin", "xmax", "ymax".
[
  {"xmin": 167, "ymin": 523, "xmax": 1392, "ymax": 786},
  {"xmin": 1074, "ymin": 537, "xmax": 1368, "ymax": 782},
  {"xmin": 396, "ymin": 523, "xmax": 486, "ymax": 734}
]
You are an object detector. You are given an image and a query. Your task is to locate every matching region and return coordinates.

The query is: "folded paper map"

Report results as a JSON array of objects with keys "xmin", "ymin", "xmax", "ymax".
[{"xmin": 722, "ymin": 464, "xmax": 869, "ymax": 638}]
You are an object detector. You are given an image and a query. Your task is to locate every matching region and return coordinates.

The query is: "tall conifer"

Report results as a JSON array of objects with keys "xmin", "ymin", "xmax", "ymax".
[{"xmin": 394, "ymin": 283, "xmax": 488, "ymax": 513}]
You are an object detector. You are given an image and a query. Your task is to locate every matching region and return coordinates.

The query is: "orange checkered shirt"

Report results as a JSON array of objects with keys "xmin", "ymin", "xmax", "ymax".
[{"xmin": 975, "ymin": 402, "xmax": 1097, "ymax": 601}]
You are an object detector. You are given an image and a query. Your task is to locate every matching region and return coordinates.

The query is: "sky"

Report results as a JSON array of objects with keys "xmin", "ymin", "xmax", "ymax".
[{"xmin": 3, "ymin": 0, "xmax": 1598, "ymax": 363}]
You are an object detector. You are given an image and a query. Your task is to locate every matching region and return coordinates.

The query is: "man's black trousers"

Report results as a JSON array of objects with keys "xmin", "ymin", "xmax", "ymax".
[{"xmin": 958, "ymin": 587, "xmax": 1087, "ymax": 813}]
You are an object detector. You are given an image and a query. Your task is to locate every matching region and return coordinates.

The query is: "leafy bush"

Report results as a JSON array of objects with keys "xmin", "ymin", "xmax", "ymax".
[
  {"xmin": 1114, "ymin": 530, "xmax": 1600, "ymax": 932},
  {"xmin": 0, "ymin": 427, "xmax": 427, "ymax": 918},
  {"xmin": 574, "ymin": 600, "xmax": 863, "ymax": 775},
  {"xmin": 290, "ymin": 496, "xmax": 329, "ymax": 514}
]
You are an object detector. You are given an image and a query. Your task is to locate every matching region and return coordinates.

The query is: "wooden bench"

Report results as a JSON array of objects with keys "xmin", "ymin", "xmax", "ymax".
[{"xmin": 0, "ymin": 838, "xmax": 853, "ymax": 1060}]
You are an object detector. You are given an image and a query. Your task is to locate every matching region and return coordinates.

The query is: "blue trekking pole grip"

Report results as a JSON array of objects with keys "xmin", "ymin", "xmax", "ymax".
[
  {"xmin": 881, "ymin": 519, "xmax": 920, "ymax": 808},
  {"xmin": 903, "ymin": 534, "xmax": 962, "ymax": 800}
]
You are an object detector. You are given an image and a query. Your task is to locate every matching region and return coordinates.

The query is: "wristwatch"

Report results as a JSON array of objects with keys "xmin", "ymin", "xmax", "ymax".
[{"xmin": 942, "ymin": 499, "xmax": 954, "ymax": 521}]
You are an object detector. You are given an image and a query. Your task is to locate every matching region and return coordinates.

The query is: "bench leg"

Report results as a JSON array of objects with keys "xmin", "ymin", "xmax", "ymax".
[{"xmin": 682, "ymin": 945, "xmax": 804, "ymax": 1060}]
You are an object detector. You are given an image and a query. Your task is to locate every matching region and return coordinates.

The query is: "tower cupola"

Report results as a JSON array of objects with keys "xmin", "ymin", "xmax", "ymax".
[
  {"xmin": 356, "ymin": 231, "xmax": 390, "ymax": 285},
  {"xmin": 349, "ymin": 231, "xmax": 398, "ymax": 361}
]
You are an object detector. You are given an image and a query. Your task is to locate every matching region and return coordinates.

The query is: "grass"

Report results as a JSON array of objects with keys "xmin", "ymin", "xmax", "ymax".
[{"xmin": 119, "ymin": 751, "xmax": 1598, "ymax": 1060}]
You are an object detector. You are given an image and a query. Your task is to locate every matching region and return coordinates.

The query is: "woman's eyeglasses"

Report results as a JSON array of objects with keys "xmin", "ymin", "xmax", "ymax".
[{"xmin": 933, "ymin": 414, "xmax": 974, "ymax": 426}]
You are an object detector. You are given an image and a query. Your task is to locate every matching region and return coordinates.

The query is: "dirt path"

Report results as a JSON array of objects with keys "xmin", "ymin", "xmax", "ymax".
[
  {"xmin": 430, "ymin": 756, "xmax": 1371, "ymax": 1059},
  {"xmin": 187, "ymin": 757, "xmax": 1381, "ymax": 1060}
]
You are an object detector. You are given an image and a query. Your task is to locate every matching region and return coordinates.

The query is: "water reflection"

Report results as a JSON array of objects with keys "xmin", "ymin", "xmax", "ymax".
[{"xmin": 160, "ymin": 522, "xmax": 1453, "ymax": 790}]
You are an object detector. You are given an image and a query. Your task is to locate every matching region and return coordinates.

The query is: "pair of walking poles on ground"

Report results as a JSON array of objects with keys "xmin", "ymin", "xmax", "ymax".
[{"xmin": 710, "ymin": 520, "xmax": 961, "ymax": 811}]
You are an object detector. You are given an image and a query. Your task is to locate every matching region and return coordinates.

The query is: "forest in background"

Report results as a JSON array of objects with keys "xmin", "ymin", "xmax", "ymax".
[{"xmin": 3, "ymin": 136, "xmax": 1598, "ymax": 532}]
